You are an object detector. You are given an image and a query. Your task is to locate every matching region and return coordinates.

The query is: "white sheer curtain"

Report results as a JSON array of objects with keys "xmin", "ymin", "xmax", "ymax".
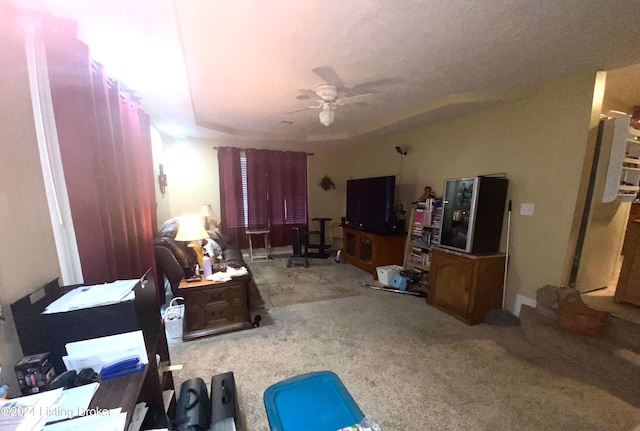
[{"xmin": 20, "ymin": 17, "xmax": 83, "ymax": 285}]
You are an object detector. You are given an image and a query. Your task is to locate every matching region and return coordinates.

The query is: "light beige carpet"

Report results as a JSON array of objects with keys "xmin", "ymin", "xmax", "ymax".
[
  {"xmin": 248, "ymin": 257, "xmax": 360, "ymax": 308},
  {"xmin": 169, "ymin": 261, "xmax": 640, "ymax": 431}
]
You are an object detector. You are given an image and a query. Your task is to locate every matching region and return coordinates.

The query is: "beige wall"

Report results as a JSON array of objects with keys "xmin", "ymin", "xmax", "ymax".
[
  {"xmin": 339, "ymin": 72, "xmax": 597, "ymax": 309},
  {"xmin": 0, "ymin": 22, "xmax": 62, "ymax": 396}
]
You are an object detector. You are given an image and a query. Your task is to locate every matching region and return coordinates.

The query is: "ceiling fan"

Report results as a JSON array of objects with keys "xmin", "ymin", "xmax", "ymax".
[{"xmin": 285, "ymin": 84, "xmax": 375, "ymax": 127}]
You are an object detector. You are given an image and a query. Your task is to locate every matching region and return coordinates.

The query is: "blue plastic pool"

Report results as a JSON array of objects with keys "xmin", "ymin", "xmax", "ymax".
[{"xmin": 264, "ymin": 371, "xmax": 364, "ymax": 431}]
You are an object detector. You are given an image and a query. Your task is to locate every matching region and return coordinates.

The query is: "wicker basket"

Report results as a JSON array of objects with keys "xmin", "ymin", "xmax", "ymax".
[{"xmin": 557, "ymin": 298, "xmax": 609, "ymax": 337}]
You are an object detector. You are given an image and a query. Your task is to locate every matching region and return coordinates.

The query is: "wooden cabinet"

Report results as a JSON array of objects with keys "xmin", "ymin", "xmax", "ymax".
[
  {"xmin": 427, "ymin": 247, "xmax": 505, "ymax": 325},
  {"xmin": 179, "ymin": 275, "xmax": 252, "ymax": 340},
  {"xmin": 342, "ymin": 227, "xmax": 405, "ymax": 279},
  {"xmin": 615, "ymin": 220, "xmax": 640, "ymax": 306}
]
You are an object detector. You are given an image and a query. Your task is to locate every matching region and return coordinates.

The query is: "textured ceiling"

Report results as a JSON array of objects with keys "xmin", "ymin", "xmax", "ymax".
[{"xmin": 11, "ymin": 0, "xmax": 640, "ymax": 143}]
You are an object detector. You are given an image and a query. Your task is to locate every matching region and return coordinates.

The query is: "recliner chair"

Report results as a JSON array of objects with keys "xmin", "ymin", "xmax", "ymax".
[{"xmin": 154, "ymin": 236, "xmax": 197, "ymax": 299}]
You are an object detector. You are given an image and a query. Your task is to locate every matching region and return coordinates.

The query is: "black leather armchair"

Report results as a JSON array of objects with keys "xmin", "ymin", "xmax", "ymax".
[{"xmin": 154, "ymin": 236, "xmax": 195, "ymax": 298}]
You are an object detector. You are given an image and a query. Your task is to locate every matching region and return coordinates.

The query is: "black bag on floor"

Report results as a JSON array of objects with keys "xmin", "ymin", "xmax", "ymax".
[
  {"xmin": 174, "ymin": 377, "xmax": 210, "ymax": 431},
  {"xmin": 210, "ymin": 372, "xmax": 239, "ymax": 429}
]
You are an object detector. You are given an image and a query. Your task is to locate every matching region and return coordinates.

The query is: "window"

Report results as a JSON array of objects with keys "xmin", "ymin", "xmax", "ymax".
[{"xmin": 218, "ymin": 148, "xmax": 308, "ymax": 247}]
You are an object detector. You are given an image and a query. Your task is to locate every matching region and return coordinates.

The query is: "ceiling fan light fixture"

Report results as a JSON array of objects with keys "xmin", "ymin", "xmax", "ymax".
[{"xmin": 319, "ymin": 107, "xmax": 335, "ymax": 127}]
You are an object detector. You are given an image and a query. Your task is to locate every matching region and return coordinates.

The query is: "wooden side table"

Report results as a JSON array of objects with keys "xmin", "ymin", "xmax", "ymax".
[
  {"xmin": 178, "ymin": 275, "xmax": 251, "ymax": 340},
  {"xmin": 246, "ymin": 229, "xmax": 270, "ymax": 261}
]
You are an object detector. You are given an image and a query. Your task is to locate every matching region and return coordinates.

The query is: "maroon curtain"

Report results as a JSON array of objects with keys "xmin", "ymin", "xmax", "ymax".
[
  {"xmin": 218, "ymin": 147, "xmax": 246, "ymax": 247},
  {"xmin": 266, "ymin": 151, "xmax": 308, "ymax": 246},
  {"xmin": 42, "ymin": 16, "xmax": 158, "ymax": 298},
  {"xmin": 245, "ymin": 149, "xmax": 270, "ymax": 247},
  {"xmin": 218, "ymin": 147, "xmax": 308, "ymax": 248}
]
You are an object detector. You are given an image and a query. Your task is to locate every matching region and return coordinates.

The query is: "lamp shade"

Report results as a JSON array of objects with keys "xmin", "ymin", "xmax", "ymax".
[
  {"xmin": 175, "ymin": 215, "xmax": 209, "ymax": 241},
  {"xmin": 200, "ymin": 203, "xmax": 215, "ymax": 219},
  {"xmin": 200, "ymin": 203, "xmax": 218, "ymax": 229}
]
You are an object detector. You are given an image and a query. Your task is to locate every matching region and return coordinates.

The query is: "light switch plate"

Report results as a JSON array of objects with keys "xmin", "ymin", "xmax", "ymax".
[{"xmin": 520, "ymin": 203, "xmax": 535, "ymax": 216}]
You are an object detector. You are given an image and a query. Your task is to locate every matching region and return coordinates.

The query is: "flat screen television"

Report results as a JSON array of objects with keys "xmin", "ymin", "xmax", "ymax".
[{"xmin": 345, "ymin": 175, "xmax": 397, "ymax": 234}]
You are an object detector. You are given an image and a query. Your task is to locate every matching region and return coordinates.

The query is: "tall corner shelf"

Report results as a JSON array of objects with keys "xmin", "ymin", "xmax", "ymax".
[
  {"xmin": 603, "ymin": 111, "xmax": 640, "ymax": 203},
  {"xmin": 403, "ymin": 203, "xmax": 442, "ymax": 274}
]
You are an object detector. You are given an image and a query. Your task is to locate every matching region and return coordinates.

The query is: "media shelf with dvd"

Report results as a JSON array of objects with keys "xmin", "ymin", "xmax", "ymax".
[{"xmin": 403, "ymin": 199, "xmax": 442, "ymax": 273}]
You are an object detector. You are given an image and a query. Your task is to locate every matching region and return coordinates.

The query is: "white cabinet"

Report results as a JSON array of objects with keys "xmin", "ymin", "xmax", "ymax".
[
  {"xmin": 603, "ymin": 111, "xmax": 640, "ymax": 202},
  {"xmin": 622, "ymin": 127, "xmax": 640, "ymax": 200}
]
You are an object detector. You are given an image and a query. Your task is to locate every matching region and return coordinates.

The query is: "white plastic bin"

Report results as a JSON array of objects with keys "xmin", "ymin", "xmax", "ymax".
[{"xmin": 376, "ymin": 265, "xmax": 403, "ymax": 286}]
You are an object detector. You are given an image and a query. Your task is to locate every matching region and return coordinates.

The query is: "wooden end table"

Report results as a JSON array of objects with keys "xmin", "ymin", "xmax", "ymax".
[{"xmin": 178, "ymin": 274, "xmax": 252, "ymax": 340}]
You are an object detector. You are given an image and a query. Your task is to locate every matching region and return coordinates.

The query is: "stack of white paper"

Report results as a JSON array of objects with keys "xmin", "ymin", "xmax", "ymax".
[
  {"xmin": 43, "ymin": 279, "xmax": 138, "ymax": 314},
  {"xmin": 0, "ymin": 388, "xmax": 64, "ymax": 431},
  {"xmin": 206, "ymin": 272, "xmax": 232, "ymax": 282},
  {"xmin": 45, "ymin": 383, "xmax": 100, "ymax": 424},
  {"xmin": 205, "ymin": 266, "xmax": 248, "ymax": 282},
  {"xmin": 42, "ymin": 408, "xmax": 126, "ymax": 431},
  {"xmin": 226, "ymin": 266, "xmax": 248, "ymax": 277},
  {"xmin": 125, "ymin": 403, "xmax": 148, "ymax": 431},
  {"xmin": 62, "ymin": 331, "xmax": 148, "ymax": 374}
]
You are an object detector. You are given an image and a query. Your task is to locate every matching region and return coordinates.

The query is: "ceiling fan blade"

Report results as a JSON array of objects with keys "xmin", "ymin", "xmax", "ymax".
[
  {"xmin": 350, "ymin": 77, "xmax": 406, "ymax": 93},
  {"xmin": 312, "ymin": 66, "xmax": 344, "ymax": 87},
  {"xmin": 284, "ymin": 104, "xmax": 322, "ymax": 114},
  {"xmin": 335, "ymin": 93, "xmax": 375, "ymax": 106},
  {"xmin": 298, "ymin": 89, "xmax": 322, "ymax": 101}
]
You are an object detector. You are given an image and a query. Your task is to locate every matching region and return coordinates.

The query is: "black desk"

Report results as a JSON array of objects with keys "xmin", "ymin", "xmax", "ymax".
[{"xmin": 12, "ymin": 269, "xmax": 176, "ymax": 428}]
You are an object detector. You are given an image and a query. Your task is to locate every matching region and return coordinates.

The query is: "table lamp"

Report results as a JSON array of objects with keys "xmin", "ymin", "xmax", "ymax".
[
  {"xmin": 200, "ymin": 203, "xmax": 217, "ymax": 230},
  {"xmin": 175, "ymin": 215, "xmax": 209, "ymax": 281}
]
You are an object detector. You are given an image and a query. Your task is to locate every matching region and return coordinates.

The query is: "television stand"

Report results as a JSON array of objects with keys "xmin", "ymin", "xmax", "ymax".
[
  {"xmin": 341, "ymin": 226, "xmax": 404, "ymax": 279},
  {"xmin": 307, "ymin": 217, "xmax": 332, "ymax": 258}
]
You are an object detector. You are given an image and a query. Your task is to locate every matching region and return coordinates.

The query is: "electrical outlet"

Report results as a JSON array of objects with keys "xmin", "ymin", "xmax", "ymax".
[{"xmin": 520, "ymin": 203, "xmax": 535, "ymax": 216}]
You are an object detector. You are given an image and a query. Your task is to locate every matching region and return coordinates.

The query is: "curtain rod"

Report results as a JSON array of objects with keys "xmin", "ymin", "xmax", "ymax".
[{"xmin": 213, "ymin": 146, "xmax": 313, "ymax": 156}]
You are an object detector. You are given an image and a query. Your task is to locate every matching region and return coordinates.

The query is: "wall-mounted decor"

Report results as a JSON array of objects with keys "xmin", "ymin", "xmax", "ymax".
[
  {"xmin": 158, "ymin": 164, "xmax": 167, "ymax": 195},
  {"xmin": 319, "ymin": 174, "xmax": 335, "ymax": 191}
]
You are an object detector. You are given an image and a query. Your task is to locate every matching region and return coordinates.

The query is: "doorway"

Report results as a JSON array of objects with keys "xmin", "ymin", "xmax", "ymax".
[
  {"xmin": 582, "ymin": 203, "xmax": 640, "ymax": 323},
  {"xmin": 580, "ymin": 63, "xmax": 640, "ymax": 324}
]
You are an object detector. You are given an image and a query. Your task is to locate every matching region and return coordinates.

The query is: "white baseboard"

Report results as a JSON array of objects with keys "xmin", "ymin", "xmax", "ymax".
[{"xmin": 513, "ymin": 294, "xmax": 537, "ymax": 317}]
